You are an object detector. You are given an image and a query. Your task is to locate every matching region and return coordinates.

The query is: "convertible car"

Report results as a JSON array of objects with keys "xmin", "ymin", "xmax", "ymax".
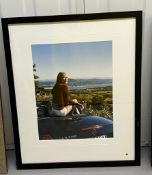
[{"xmin": 37, "ymin": 101, "xmax": 113, "ymax": 140}]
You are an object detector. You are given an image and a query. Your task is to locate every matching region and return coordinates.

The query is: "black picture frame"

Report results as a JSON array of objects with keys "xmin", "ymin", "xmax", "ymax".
[{"xmin": 1, "ymin": 11, "xmax": 142, "ymax": 169}]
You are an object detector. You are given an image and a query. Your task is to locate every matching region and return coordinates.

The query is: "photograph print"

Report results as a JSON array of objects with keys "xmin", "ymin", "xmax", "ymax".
[{"xmin": 32, "ymin": 41, "xmax": 113, "ymax": 140}]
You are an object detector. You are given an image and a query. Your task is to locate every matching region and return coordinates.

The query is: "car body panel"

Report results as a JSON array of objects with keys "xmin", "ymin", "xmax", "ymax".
[{"xmin": 38, "ymin": 114, "xmax": 113, "ymax": 140}]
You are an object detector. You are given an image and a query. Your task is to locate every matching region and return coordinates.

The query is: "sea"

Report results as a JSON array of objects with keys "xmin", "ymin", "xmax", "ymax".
[{"xmin": 39, "ymin": 78, "xmax": 112, "ymax": 90}]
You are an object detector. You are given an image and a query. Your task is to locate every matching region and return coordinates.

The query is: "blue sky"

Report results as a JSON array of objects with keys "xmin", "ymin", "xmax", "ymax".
[{"xmin": 31, "ymin": 41, "xmax": 112, "ymax": 80}]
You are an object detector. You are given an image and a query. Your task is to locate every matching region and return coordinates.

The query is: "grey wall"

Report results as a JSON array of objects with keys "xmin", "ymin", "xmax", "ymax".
[{"xmin": 0, "ymin": 0, "xmax": 151, "ymax": 148}]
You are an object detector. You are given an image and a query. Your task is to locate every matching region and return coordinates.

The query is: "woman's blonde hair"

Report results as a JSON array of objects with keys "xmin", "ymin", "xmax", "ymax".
[{"xmin": 56, "ymin": 72, "xmax": 66, "ymax": 83}]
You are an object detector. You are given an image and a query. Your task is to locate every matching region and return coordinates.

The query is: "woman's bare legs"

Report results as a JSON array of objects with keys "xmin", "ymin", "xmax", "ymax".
[
  {"xmin": 65, "ymin": 99, "xmax": 84, "ymax": 116},
  {"xmin": 72, "ymin": 99, "xmax": 84, "ymax": 111},
  {"xmin": 65, "ymin": 105, "xmax": 73, "ymax": 114},
  {"xmin": 65, "ymin": 99, "xmax": 78, "ymax": 114}
]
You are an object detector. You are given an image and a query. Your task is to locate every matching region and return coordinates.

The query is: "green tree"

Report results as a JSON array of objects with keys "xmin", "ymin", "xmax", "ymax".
[
  {"xmin": 104, "ymin": 97, "xmax": 112, "ymax": 104},
  {"xmin": 33, "ymin": 64, "xmax": 40, "ymax": 91},
  {"xmin": 91, "ymin": 95, "xmax": 104, "ymax": 104}
]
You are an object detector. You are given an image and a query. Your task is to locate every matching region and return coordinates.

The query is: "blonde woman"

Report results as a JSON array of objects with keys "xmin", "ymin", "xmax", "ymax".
[{"xmin": 51, "ymin": 72, "xmax": 83, "ymax": 117}]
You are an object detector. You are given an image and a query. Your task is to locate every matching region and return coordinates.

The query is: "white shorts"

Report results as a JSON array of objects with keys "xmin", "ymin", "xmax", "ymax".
[{"xmin": 52, "ymin": 107, "xmax": 68, "ymax": 117}]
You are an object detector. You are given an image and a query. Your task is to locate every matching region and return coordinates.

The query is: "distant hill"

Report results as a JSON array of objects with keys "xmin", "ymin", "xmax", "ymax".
[{"xmin": 39, "ymin": 78, "xmax": 112, "ymax": 90}]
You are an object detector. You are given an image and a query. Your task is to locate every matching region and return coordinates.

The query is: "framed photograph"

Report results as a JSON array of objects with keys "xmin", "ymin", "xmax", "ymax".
[
  {"xmin": 0, "ymin": 87, "xmax": 7, "ymax": 173},
  {"xmin": 2, "ymin": 11, "xmax": 142, "ymax": 169}
]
